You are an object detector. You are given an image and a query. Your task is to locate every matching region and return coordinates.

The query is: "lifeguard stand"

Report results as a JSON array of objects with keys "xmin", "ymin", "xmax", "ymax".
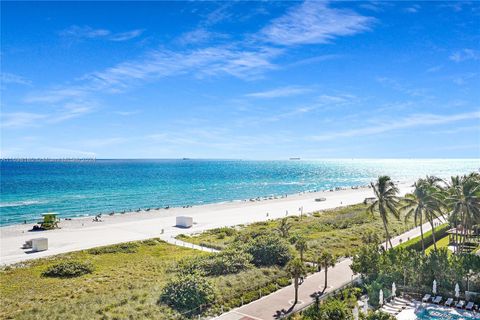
[{"xmin": 39, "ymin": 213, "xmax": 60, "ymax": 230}]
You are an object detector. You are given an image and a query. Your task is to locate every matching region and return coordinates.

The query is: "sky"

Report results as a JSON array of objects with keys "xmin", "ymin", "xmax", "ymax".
[{"xmin": 1, "ymin": 1, "xmax": 479, "ymax": 159}]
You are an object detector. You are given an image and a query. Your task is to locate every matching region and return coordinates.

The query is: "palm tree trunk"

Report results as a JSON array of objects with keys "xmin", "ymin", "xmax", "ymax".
[
  {"xmin": 430, "ymin": 218, "xmax": 437, "ymax": 251},
  {"xmin": 300, "ymin": 251, "xmax": 304, "ymax": 263},
  {"xmin": 420, "ymin": 213, "xmax": 425, "ymax": 254},
  {"xmin": 294, "ymin": 278, "xmax": 299, "ymax": 304},
  {"xmin": 324, "ymin": 266, "xmax": 328, "ymax": 292},
  {"xmin": 381, "ymin": 215, "xmax": 392, "ymax": 250}
]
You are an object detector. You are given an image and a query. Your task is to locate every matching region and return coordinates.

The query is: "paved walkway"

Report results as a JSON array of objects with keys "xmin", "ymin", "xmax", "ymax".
[{"xmin": 215, "ymin": 219, "xmax": 442, "ymax": 320}]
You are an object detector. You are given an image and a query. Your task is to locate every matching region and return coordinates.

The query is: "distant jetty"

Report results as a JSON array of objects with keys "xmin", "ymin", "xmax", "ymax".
[{"xmin": 1, "ymin": 158, "xmax": 96, "ymax": 162}]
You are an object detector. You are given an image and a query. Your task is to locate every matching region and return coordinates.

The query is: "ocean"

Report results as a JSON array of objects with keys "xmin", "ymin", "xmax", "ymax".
[{"xmin": 0, "ymin": 159, "xmax": 478, "ymax": 226}]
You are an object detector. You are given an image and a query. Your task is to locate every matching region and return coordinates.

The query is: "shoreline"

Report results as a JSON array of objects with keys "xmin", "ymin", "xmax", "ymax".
[
  {"xmin": 0, "ymin": 181, "xmax": 413, "ymax": 266},
  {"xmin": 0, "ymin": 182, "xmax": 380, "ymax": 227}
]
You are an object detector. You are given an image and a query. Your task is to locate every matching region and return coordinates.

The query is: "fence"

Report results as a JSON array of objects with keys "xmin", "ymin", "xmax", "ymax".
[{"xmin": 278, "ymin": 276, "xmax": 362, "ymax": 319}]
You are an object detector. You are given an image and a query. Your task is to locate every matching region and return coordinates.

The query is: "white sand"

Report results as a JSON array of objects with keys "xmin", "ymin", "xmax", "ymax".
[{"xmin": 0, "ymin": 182, "xmax": 413, "ymax": 265}]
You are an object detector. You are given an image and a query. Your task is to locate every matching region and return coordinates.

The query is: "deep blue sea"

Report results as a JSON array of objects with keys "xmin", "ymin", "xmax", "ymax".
[{"xmin": 1, "ymin": 159, "xmax": 479, "ymax": 226}]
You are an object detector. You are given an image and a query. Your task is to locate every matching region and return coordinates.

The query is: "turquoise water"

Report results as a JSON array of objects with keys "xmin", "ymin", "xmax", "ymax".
[
  {"xmin": 1, "ymin": 159, "xmax": 479, "ymax": 226},
  {"xmin": 416, "ymin": 306, "xmax": 480, "ymax": 319}
]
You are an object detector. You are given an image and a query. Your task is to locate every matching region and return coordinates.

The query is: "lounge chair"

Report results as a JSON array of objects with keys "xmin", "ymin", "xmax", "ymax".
[
  {"xmin": 445, "ymin": 298, "xmax": 454, "ymax": 307},
  {"xmin": 456, "ymin": 300, "xmax": 465, "ymax": 309},
  {"xmin": 466, "ymin": 302, "xmax": 474, "ymax": 311},
  {"xmin": 433, "ymin": 296, "xmax": 442, "ymax": 304},
  {"xmin": 422, "ymin": 294, "xmax": 431, "ymax": 302}
]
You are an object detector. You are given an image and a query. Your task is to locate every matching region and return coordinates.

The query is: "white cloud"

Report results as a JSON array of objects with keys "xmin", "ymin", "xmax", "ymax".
[
  {"xmin": 310, "ymin": 111, "xmax": 480, "ymax": 141},
  {"xmin": 1, "ymin": 73, "xmax": 31, "ymax": 86},
  {"xmin": 176, "ymin": 28, "xmax": 228, "ymax": 46},
  {"xmin": 260, "ymin": 1, "xmax": 373, "ymax": 46},
  {"xmin": 1, "ymin": 102, "xmax": 94, "ymax": 128},
  {"xmin": 405, "ymin": 4, "xmax": 420, "ymax": 13},
  {"xmin": 449, "ymin": 49, "xmax": 480, "ymax": 62},
  {"xmin": 246, "ymin": 86, "xmax": 312, "ymax": 98},
  {"xmin": 60, "ymin": 25, "xmax": 143, "ymax": 41}
]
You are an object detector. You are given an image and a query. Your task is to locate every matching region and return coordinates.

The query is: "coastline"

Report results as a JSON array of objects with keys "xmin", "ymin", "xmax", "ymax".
[{"xmin": 0, "ymin": 181, "xmax": 413, "ymax": 265}]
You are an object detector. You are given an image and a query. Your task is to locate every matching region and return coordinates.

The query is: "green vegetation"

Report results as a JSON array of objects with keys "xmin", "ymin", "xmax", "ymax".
[
  {"xmin": 425, "ymin": 235, "xmax": 450, "ymax": 254},
  {"xmin": 351, "ymin": 246, "xmax": 480, "ymax": 306},
  {"xmin": 42, "ymin": 260, "xmax": 94, "ymax": 278},
  {"xmin": 160, "ymin": 273, "xmax": 215, "ymax": 314},
  {"xmin": 177, "ymin": 203, "xmax": 416, "ymax": 260},
  {"xmin": 0, "ymin": 239, "xmax": 288, "ymax": 319},
  {"xmin": 397, "ymin": 223, "xmax": 449, "ymax": 251}
]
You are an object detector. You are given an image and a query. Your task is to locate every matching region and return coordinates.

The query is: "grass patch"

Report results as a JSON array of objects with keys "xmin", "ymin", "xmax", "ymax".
[
  {"xmin": 177, "ymin": 203, "xmax": 416, "ymax": 260},
  {"xmin": 0, "ymin": 238, "xmax": 287, "ymax": 319},
  {"xmin": 425, "ymin": 235, "xmax": 450, "ymax": 254}
]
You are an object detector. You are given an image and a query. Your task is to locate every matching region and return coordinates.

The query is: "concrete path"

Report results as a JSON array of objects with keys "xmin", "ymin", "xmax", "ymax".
[{"xmin": 215, "ymin": 219, "xmax": 441, "ymax": 320}]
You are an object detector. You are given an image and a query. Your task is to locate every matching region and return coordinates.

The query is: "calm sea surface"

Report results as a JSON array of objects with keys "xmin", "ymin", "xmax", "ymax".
[{"xmin": 0, "ymin": 159, "xmax": 478, "ymax": 226}]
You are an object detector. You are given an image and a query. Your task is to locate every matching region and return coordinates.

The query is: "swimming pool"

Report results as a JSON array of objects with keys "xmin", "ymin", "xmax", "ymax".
[
  {"xmin": 404, "ymin": 305, "xmax": 480, "ymax": 320},
  {"xmin": 396, "ymin": 305, "xmax": 480, "ymax": 320}
]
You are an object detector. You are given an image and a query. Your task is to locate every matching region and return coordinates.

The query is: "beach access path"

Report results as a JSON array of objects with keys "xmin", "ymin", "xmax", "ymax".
[
  {"xmin": 215, "ymin": 218, "xmax": 440, "ymax": 320},
  {"xmin": 0, "ymin": 182, "xmax": 412, "ymax": 265}
]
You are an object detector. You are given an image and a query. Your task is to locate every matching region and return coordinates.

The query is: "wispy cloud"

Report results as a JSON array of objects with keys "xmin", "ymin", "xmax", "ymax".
[
  {"xmin": 246, "ymin": 86, "xmax": 312, "ymax": 98},
  {"xmin": 405, "ymin": 4, "xmax": 420, "ymax": 13},
  {"xmin": 2, "ymin": 101, "xmax": 95, "ymax": 128},
  {"xmin": 259, "ymin": 1, "xmax": 373, "ymax": 46},
  {"xmin": 449, "ymin": 49, "xmax": 480, "ymax": 62},
  {"xmin": 1, "ymin": 73, "xmax": 31, "ymax": 86},
  {"xmin": 310, "ymin": 111, "xmax": 480, "ymax": 141},
  {"xmin": 176, "ymin": 28, "xmax": 228, "ymax": 46},
  {"xmin": 60, "ymin": 25, "xmax": 144, "ymax": 41}
]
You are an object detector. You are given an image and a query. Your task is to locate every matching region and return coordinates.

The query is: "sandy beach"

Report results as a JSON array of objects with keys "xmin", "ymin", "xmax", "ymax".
[{"xmin": 0, "ymin": 182, "xmax": 413, "ymax": 265}]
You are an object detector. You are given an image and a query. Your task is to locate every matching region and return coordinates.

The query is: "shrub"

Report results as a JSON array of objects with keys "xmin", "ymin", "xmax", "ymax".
[
  {"xmin": 42, "ymin": 261, "xmax": 94, "ymax": 278},
  {"xmin": 181, "ymin": 249, "xmax": 253, "ymax": 276},
  {"xmin": 87, "ymin": 242, "xmax": 139, "ymax": 254},
  {"xmin": 364, "ymin": 311, "xmax": 396, "ymax": 320},
  {"xmin": 302, "ymin": 298, "xmax": 352, "ymax": 320},
  {"xmin": 398, "ymin": 224, "xmax": 449, "ymax": 251},
  {"xmin": 160, "ymin": 273, "xmax": 214, "ymax": 314},
  {"xmin": 246, "ymin": 235, "xmax": 292, "ymax": 267}
]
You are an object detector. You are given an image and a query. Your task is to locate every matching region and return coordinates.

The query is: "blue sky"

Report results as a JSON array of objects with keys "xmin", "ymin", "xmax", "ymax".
[{"xmin": 1, "ymin": 1, "xmax": 479, "ymax": 159}]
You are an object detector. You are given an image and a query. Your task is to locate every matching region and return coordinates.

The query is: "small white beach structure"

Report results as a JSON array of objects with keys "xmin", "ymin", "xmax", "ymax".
[
  {"xmin": 176, "ymin": 216, "xmax": 193, "ymax": 228},
  {"xmin": 392, "ymin": 282, "xmax": 397, "ymax": 297},
  {"xmin": 379, "ymin": 289, "xmax": 384, "ymax": 306},
  {"xmin": 455, "ymin": 283, "xmax": 460, "ymax": 298},
  {"xmin": 433, "ymin": 280, "xmax": 437, "ymax": 295},
  {"xmin": 32, "ymin": 238, "xmax": 48, "ymax": 252}
]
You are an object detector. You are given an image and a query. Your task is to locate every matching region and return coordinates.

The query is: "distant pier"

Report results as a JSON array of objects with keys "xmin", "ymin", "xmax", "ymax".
[{"xmin": 0, "ymin": 158, "xmax": 97, "ymax": 162}]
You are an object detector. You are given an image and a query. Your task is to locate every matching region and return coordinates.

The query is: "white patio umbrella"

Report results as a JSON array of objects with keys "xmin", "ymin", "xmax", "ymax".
[
  {"xmin": 455, "ymin": 283, "xmax": 460, "ymax": 298},
  {"xmin": 379, "ymin": 289, "xmax": 384, "ymax": 306},
  {"xmin": 392, "ymin": 282, "xmax": 397, "ymax": 297},
  {"xmin": 363, "ymin": 298, "xmax": 368, "ymax": 314},
  {"xmin": 433, "ymin": 280, "xmax": 437, "ymax": 295},
  {"xmin": 353, "ymin": 306, "xmax": 359, "ymax": 320}
]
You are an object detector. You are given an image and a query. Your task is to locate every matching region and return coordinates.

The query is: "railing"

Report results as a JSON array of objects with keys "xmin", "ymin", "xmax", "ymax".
[{"xmin": 278, "ymin": 276, "xmax": 362, "ymax": 319}]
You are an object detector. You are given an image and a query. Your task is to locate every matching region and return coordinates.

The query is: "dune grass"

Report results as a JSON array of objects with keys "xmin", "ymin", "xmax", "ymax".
[
  {"xmin": 177, "ymin": 203, "xmax": 415, "ymax": 260},
  {"xmin": 0, "ymin": 238, "xmax": 287, "ymax": 319}
]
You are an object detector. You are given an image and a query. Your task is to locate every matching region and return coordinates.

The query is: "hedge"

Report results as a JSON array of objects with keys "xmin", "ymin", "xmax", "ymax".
[{"xmin": 397, "ymin": 223, "xmax": 449, "ymax": 251}]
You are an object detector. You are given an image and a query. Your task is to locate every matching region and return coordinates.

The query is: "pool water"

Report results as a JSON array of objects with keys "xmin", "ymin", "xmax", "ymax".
[{"xmin": 416, "ymin": 306, "xmax": 480, "ymax": 320}]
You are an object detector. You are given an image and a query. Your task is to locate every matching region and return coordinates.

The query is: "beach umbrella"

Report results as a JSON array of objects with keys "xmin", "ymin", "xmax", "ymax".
[
  {"xmin": 392, "ymin": 282, "xmax": 397, "ymax": 297},
  {"xmin": 363, "ymin": 298, "xmax": 368, "ymax": 314},
  {"xmin": 455, "ymin": 283, "xmax": 460, "ymax": 298},
  {"xmin": 353, "ymin": 306, "xmax": 359, "ymax": 320},
  {"xmin": 432, "ymin": 280, "xmax": 437, "ymax": 295},
  {"xmin": 379, "ymin": 289, "xmax": 384, "ymax": 306}
]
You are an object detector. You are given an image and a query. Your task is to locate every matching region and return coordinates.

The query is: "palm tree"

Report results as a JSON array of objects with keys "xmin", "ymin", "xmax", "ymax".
[
  {"xmin": 446, "ymin": 174, "xmax": 480, "ymax": 253},
  {"xmin": 286, "ymin": 258, "xmax": 307, "ymax": 305},
  {"xmin": 317, "ymin": 251, "xmax": 336, "ymax": 293},
  {"xmin": 295, "ymin": 237, "xmax": 308, "ymax": 263},
  {"xmin": 277, "ymin": 217, "xmax": 292, "ymax": 238},
  {"xmin": 367, "ymin": 176, "xmax": 401, "ymax": 250},
  {"xmin": 401, "ymin": 179, "xmax": 444, "ymax": 253}
]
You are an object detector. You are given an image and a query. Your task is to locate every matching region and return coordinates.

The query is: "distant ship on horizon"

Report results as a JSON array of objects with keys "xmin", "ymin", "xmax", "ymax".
[{"xmin": 289, "ymin": 157, "xmax": 301, "ymax": 160}]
